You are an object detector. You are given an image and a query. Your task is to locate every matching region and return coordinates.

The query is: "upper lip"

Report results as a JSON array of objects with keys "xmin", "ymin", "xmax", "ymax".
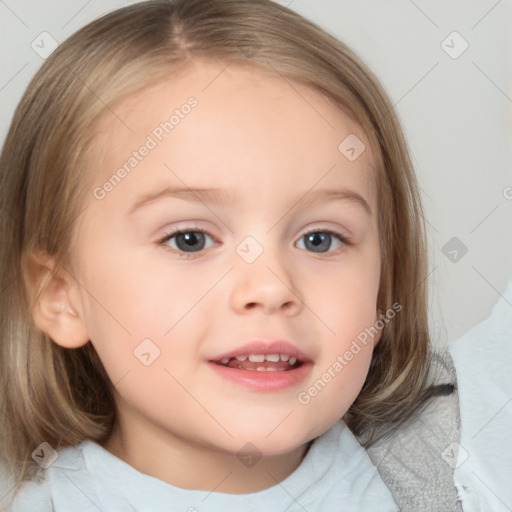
[{"xmin": 209, "ymin": 340, "xmax": 313, "ymax": 363}]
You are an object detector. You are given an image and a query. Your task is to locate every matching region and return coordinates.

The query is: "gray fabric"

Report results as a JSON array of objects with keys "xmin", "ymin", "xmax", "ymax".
[{"xmin": 365, "ymin": 349, "xmax": 463, "ymax": 512}]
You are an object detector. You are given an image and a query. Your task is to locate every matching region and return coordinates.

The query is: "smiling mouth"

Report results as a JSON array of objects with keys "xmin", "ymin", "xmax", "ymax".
[{"xmin": 213, "ymin": 354, "xmax": 302, "ymax": 371}]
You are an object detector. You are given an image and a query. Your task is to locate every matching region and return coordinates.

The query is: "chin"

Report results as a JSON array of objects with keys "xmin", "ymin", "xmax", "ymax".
[{"xmin": 211, "ymin": 424, "xmax": 317, "ymax": 459}]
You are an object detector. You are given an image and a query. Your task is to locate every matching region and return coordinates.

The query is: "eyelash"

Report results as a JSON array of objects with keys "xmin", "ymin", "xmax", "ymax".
[
  {"xmin": 158, "ymin": 227, "xmax": 213, "ymax": 255},
  {"xmin": 302, "ymin": 228, "xmax": 352, "ymax": 246},
  {"xmin": 157, "ymin": 226, "xmax": 352, "ymax": 257}
]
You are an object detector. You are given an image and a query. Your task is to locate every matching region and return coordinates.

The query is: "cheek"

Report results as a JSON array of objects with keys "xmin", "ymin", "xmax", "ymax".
[
  {"xmin": 77, "ymin": 250, "xmax": 218, "ymax": 381},
  {"xmin": 78, "ymin": 240, "xmax": 206, "ymax": 331},
  {"xmin": 296, "ymin": 247, "xmax": 380, "ymax": 412},
  {"xmin": 304, "ymin": 249, "xmax": 380, "ymax": 336}
]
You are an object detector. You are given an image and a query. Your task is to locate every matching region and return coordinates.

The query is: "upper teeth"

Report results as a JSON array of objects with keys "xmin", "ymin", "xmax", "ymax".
[{"xmin": 220, "ymin": 354, "xmax": 298, "ymax": 364}]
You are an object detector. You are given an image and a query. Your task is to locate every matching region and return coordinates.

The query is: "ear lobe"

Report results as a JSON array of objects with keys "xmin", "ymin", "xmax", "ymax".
[{"xmin": 26, "ymin": 253, "xmax": 89, "ymax": 349}]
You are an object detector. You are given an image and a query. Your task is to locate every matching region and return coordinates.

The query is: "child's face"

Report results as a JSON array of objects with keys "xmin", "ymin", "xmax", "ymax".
[{"xmin": 71, "ymin": 59, "xmax": 381, "ymax": 462}]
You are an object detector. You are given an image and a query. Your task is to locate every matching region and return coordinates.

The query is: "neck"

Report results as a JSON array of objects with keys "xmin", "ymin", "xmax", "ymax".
[{"xmin": 102, "ymin": 415, "xmax": 311, "ymax": 494}]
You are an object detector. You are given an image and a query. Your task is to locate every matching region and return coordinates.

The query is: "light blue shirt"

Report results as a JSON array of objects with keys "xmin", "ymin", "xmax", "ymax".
[{"xmin": 4, "ymin": 420, "xmax": 398, "ymax": 511}]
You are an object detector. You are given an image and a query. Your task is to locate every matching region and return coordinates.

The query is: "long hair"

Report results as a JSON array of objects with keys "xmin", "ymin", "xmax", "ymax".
[{"xmin": 0, "ymin": 0, "xmax": 443, "ymax": 494}]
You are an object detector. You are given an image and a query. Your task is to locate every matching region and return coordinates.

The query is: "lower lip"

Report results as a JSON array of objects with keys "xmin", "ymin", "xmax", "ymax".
[{"xmin": 207, "ymin": 361, "xmax": 313, "ymax": 392}]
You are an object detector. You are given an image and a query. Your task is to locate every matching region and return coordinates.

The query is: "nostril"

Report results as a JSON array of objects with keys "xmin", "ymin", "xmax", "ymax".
[{"xmin": 240, "ymin": 299, "xmax": 300, "ymax": 315}]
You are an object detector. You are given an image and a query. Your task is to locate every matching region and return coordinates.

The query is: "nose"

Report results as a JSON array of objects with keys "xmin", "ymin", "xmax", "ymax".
[{"xmin": 229, "ymin": 247, "xmax": 303, "ymax": 316}]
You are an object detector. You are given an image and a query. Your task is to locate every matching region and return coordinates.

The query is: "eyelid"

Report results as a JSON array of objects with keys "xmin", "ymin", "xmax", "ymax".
[
  {"xmin": 157, "ymin": 221, "xmax": 217, "ymax": 241},
  {"xmin": 157, "ymin": 224, "xmax": 220, "ymax": 255},
  {"xmin": 297, "ymin": 226, "xmax": 352, "ymax": 245},
  {"xmin": 159, "ymin": 225, "xmax": 212, "ymax": 240}
]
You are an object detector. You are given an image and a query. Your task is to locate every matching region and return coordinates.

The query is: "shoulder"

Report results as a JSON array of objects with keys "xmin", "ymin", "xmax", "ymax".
[
  {"xmin": 7, "ymin": 441, "xmax": 104, "ymax": 512},
  {"xmin": 364, "ymin": 346, "xmax": 461, "ymax": 512},
  {"xmin": 449, "ymin": 277, "xmax": 512, "ymax": 512},
  {"xmin": 4, "ymin": 478, "xmax": 51, "ymax": 512},
  {"xmin": 263, "ymin": 421, "xmax": 399, "ymax": 511}
]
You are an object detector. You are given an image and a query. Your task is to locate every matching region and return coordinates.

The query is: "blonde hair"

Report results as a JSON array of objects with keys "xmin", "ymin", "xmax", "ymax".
[{"xmin": 0, "ymin": 0, "xmax": 449, "ymax": 495}]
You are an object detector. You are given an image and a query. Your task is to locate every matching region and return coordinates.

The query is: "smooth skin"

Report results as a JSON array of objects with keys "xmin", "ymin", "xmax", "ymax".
[{"xmin": 32, "ymin": 58, "xmax": 382, "ymax": 494}]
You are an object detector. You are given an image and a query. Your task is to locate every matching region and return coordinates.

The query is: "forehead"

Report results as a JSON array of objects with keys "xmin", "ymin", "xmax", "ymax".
[{"xmin": 88, "ymin": 58, "xmax": 377, "ymax": 210}]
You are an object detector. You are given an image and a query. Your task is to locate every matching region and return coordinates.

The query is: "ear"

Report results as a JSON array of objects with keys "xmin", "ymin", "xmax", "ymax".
[{"xmin": 25, "ymin": 252, "xmax": 89, "ymax": 349}]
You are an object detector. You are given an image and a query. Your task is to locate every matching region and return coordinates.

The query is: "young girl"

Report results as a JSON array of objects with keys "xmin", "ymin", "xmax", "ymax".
[{"xmin": 0, "ymin": 1, "xmax": 509, "ymax": 511}]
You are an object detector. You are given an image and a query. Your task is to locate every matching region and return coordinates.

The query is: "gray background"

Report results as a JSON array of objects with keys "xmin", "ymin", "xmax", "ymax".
[{"xmin": 1, "ymin": 0, "xmax": 511, "ymax": 344}]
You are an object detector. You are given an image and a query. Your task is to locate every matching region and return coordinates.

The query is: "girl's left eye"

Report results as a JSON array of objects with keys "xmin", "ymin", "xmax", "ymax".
[
  {"xmin": 295, "ymin": 230, "xmax": 349, "ymax": 253},
  {"xmin": 159, "ymin": 229, "xmax": 217, "ymax": 253}
]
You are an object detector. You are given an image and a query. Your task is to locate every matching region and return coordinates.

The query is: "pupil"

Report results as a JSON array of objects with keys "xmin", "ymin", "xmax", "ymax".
[{"xmin": 177, "ymin": 232, "xmax": 205, "ymax": 252}]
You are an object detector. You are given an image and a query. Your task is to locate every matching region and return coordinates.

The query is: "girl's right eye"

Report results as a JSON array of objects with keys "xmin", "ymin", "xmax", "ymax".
[{"xmin": 159, "ymin": 229, "xmax": 217, "ymax": 254}]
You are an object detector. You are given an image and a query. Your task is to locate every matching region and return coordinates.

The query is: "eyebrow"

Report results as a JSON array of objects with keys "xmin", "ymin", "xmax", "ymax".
[
  {"xmin": 128, "ymin": 187, "xmax": 233, "ymax": 214},
  {"xmin": 128, "ymin": 186, "xmax": 371, "ymax": 216},
  {"xmin": 297, "ymin": 189, "xmax": 372, "ymax": 216}
]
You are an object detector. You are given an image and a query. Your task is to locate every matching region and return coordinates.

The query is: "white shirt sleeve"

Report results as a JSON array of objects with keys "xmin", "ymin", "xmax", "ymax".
[{"xmin": 449, "ymin": 277, "xmax": 512, "ymax": 512}]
